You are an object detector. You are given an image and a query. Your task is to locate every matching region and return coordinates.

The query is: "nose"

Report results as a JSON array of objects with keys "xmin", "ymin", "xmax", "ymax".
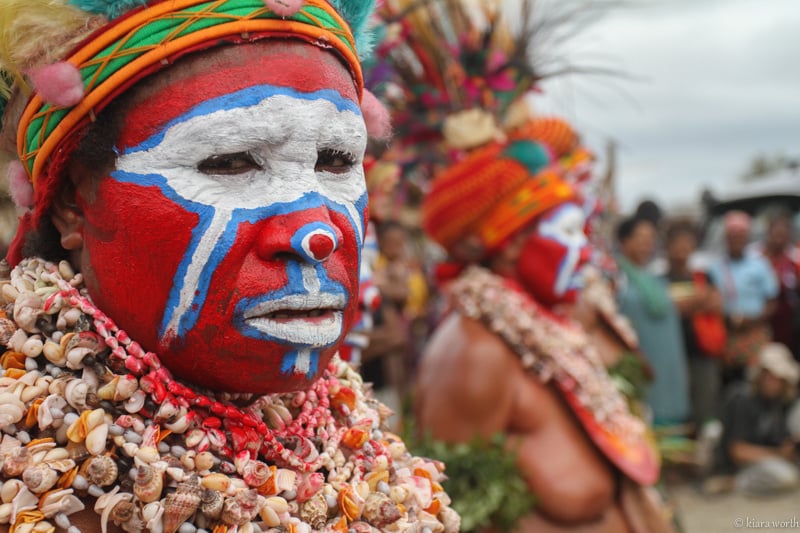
[
  {"xmin": 256, "ymin": 210, "xmax": 342, "ymax": 263},
  {"xmin": 294, "ymin": 223, "xmax": 339, "ymax": 262}
]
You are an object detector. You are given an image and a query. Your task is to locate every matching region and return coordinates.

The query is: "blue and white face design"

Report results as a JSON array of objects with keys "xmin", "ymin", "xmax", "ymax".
[
  {"xmin": 518, "ymin": 202, "xmax": 592, "ymax": 306},
  {"xmin": 76, "ymin": 43, "xmax": 368, "ymax": 393}
]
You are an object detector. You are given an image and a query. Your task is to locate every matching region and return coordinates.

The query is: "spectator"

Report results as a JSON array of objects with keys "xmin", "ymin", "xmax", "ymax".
[
  {"xmin": 362, "ymin": 221, "xmax": 429, "ymax": 428},
  {"xmin": 665, "ymin": 219, "xmax": 725, "ymax": 431},
  {"xmin": 709, "ymin": 211, "xmax": 778, "ymax": 382},
  {"xmin": 616, "ymin": 216, "xmax": 690, "ymax": 425},
  {"xmin": 715, "ymin": 343, "xmax": 800, "ymax": 495},
  {"xmin": 760, "ymin": 211, "xmax": 800, "ymax": 358}
]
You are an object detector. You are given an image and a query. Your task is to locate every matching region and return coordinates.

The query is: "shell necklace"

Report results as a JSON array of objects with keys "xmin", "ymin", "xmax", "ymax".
[
  {"xmin": 0, "ymin": 257, "xmax": 458, "ymax": 533},
  {"xmin": 449, "ymin": 266, "xmax": 646, "ymax": 444}
]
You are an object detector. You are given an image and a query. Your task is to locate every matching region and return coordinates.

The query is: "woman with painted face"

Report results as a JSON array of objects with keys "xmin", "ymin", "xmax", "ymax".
[
  {"xmin": 416, "ymin": 123, "xmax": 672, "ymax": 533},
  {"xmin": 0, "ymin": 1, "xmax": 458, "ymax": 531}
]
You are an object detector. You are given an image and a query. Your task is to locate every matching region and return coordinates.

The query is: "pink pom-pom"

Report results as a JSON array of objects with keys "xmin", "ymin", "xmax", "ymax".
[
  {"xmin": 362, "ymin": 90, "xmax": 392, "ymax": 141},
  {"xmin": 27, "ymin": 62, "xmax": 85, "ymax": 108},
  {"xmin": 263, "ymin": 0, "xmax": 304, "ymax": 16},
  {"xmin": 8, "ymin": 160, "xmax": 34, "ymax": 209}
]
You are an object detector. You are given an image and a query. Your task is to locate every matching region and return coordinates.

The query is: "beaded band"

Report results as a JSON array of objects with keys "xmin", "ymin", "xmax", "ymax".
[
  {"xmin": 16, "ymin": 0, "xmax": 363, "ymax": 187},
  {"xmin": 478, "ymin": 169, "xmax": 576, "ymax": 250}
]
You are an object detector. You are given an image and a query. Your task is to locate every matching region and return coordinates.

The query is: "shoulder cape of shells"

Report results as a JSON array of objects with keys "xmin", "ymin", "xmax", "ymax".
[
  {"xmin": 0, "ymin": 258, "xmax": 459, "ymax": 533},
  {"xmin": 449, "ymin": 266, "xmax": 646, "ymax": 447}
]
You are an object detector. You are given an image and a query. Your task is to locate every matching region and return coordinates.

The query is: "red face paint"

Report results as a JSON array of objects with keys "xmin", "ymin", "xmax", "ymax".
[
  {"xmin": 517, "ymin": 202, "xmax": 592, "ymax": 308},
  {"xmin": 77, "ymin": 42, "xmax": 367, "ymax": 393}
]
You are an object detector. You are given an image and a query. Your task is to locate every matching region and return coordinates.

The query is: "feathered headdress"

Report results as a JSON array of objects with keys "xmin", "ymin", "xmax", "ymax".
[
  {"xmin": 368, "ymin": 0, "xmax": 615, "ymax": 177},
  {"xmin": 367, "ymin": 0, "xmax": 615, "ymax": 260}
]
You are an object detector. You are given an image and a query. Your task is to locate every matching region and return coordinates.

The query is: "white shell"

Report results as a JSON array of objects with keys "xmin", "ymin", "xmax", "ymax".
[
  {"xmin": 39, "ymin": 488, "xmax": 85, "ymax": 518},
  {"xmin": 86, "ymin": 424, "xmax": 110, "ymax": 456}
]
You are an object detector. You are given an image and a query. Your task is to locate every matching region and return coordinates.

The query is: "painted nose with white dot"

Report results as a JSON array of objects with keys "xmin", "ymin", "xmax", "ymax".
[{"xmin": 293, "ymin": 224, "xmax": 339, "ymax": 263}]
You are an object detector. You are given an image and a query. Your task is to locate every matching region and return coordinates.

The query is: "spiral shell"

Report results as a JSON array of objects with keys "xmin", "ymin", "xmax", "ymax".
[
  {"xmin": 240, "ymin": 459, "xmax": 271, "ymax": 488},
  {"xmin": 85, "ymin": 455, "xmax": 118, "ymax": 487},
  {"xmin": 110, "ymin": 500, "xmax": 136, "ymax": 523},
  {"xmin": 362, "ymin": 492, "xmax": 402, "ymax": 529},
  {"xmin": 133, "ymin": 464, "xmax": 163, "ymax": 503},
  {"xmin": 64, "ymin": 379, "xmax": 88, "ymax": 410},
  {"xmin": 299, "ymin": 493, "xmax": 327, "ymax": 530},
  {"xmin": 22, "ymin": 463, "xmax": 58, "ymax": 494},
  {"xmin": 200, "ymin": 488, "xmax": 223, "ymax": 520},
  {"xmin": 221, "ymin": 489, "xmax": 259, "ymax": 526},
  {"xmin": 163, "ymin": 475, "xmax": 202, "ymax": 533}
]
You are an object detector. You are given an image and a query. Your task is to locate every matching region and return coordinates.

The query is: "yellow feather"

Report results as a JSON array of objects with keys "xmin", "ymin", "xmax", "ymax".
[{"xmin": 0, "ymin": 0, "xmax": 102, "ymax": 99}]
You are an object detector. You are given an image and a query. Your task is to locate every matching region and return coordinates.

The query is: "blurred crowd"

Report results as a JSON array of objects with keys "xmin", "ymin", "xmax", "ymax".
[{"xmin": 352, "ymin": 200, "xmax": 800, "ymax": 499}]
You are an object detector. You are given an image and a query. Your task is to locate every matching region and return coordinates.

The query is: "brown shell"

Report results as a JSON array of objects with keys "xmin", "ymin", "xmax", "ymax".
[
  {"xmin": 0, "ymin": 317, "xmax": 16, "ymax": 346},
  {"xmin": 362, "ymin": 492, "xmax": 402, "ymax": 529},
  {"xmin": 200, "ymin": 488, "xmax": 223, "ymax": 520},
  {"xmin": 85, "ymin": 455, "xmax": 119, "ymax": 487},
  {"xmin": 133, "ymin": 464, "xmax": 163, "ymax": 503},
  {"xmin": 299, "ymin": 493, "xmax": 327, "ymax": 530},
  {"xmin": 221, "ymin": 489, "xmax": 259, "ymax": 526},
  {"xmin": 163, "ymin": 475, "xmax": 202, "ymax": 533},
  {"xmin": 110, "ymin": 500, "xmax": 137, "ymax": 523}
]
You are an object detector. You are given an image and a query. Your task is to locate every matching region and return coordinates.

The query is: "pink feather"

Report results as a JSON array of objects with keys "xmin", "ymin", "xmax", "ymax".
[
  {"xmin": 362, "ymin": 90, "xmax": 392, "ymax": 141},
  {"xmin": 263, "ymin": 0, "xmax": 304, "ymax": 16},
  {"xmin": 27, "ymin": 62, "xmax": 85, "ymax": 108},
  {"xmin": 8, "ymin": 161, "xmax": 34, "ymax": 209}
]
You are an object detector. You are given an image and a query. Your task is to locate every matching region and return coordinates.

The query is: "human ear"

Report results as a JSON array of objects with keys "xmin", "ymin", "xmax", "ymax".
[{"xmin": 50, "ymin": 174, "xmax": 85, "ymax": 251}]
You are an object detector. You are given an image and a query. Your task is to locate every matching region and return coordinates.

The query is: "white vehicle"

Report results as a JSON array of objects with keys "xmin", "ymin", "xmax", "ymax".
[{"xmin": 693, "ymin": 169, "xmax": 800, "ymax": 271}]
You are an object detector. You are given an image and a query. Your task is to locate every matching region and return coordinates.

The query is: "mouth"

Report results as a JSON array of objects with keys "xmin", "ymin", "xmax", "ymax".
[{"xmin": 242, "ymin": 294, "xmax": 346, "ymax": 347}]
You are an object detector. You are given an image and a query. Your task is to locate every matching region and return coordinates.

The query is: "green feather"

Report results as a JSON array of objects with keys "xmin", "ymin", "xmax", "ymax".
[
  {"xmin": 67, "ymin": 0, "xmax": 147, "ymax": 19},
  {"xmin": 328, "ymin": 0, "xmax": 378, "ymax": 59}
]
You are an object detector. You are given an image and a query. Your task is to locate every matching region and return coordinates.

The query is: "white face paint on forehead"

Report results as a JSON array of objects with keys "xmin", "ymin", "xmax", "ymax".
[
  {"xmin": 112, "ymin": 86, "xmax": 368, "ymax": 344},
  {"xmin": 538, "ymin": 202, "xmax": 589, "ymax": 295}
]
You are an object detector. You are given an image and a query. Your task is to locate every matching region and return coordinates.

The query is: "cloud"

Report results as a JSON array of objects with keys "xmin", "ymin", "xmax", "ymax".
[{"xmin": 531, "ymin": 0, "xmax": 800, "ymax": 212}]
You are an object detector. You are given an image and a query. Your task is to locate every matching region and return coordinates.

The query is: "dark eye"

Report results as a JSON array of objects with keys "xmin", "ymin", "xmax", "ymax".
[
  {"xmin": 316, "ymin": 149, "xmax": 356, "ymax": 174},
  {"xmin": 198, "ymin": 152, "xmax": 262, "ymax": 175}
]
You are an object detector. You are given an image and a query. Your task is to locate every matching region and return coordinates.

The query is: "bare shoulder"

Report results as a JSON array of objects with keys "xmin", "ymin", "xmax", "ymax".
[{"xmin": 415, "ymin": 313, "xmax": 517, "ymax": 440}]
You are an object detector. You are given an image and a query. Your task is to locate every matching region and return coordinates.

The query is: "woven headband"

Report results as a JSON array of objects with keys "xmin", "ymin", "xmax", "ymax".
[{"xmin": 16, "ymin": 0, "xmax": 362, "ymax": 188}]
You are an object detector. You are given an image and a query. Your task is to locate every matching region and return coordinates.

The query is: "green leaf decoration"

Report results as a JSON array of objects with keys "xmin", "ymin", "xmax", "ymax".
[{"xmin": 408, "ymin": 430, "xmax": 536, "ymax": 532}]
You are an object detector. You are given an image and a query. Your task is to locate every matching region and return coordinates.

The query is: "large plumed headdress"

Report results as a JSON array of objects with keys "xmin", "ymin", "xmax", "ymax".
[{"xmin": 372, "ymin": 0, "xmax": 591, "ymax": 260}]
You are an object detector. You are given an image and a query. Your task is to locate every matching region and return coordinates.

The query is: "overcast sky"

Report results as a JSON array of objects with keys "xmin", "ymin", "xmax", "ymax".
[{"xmin": 530, "ymin": 0, "xmax": 800, "ymax": 213}]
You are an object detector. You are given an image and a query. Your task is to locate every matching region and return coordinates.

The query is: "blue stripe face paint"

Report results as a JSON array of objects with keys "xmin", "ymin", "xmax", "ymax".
[{"xmin": 84, "ymin": 80, "xmax": 367, "ymax": 393}]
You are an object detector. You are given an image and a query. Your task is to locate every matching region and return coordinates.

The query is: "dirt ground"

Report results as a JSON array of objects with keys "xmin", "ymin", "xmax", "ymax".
[{"xmin": 668, "ymin": 483, "xmax": 800, "ymax": 533}]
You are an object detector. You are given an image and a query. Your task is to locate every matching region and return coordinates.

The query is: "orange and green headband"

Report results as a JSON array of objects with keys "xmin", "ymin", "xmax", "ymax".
[{"xmin": 16, "ymin": 0, "xmax": 363, "ymax": 188}]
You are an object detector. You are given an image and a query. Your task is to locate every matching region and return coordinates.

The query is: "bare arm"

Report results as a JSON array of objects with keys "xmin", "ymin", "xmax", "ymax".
[
  {"xmin": 417, "ymin": 315, "xmax": 618, "ymax": 525},
  {"xmin": 729, "ymin": 439, "xmax": 795, "ymax": 466}
]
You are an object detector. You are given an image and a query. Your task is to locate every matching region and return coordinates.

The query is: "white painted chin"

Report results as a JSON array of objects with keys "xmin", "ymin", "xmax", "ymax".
[{"xmin": 244, "ymin": 310, "xmax": 344, "ymax": 347}]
